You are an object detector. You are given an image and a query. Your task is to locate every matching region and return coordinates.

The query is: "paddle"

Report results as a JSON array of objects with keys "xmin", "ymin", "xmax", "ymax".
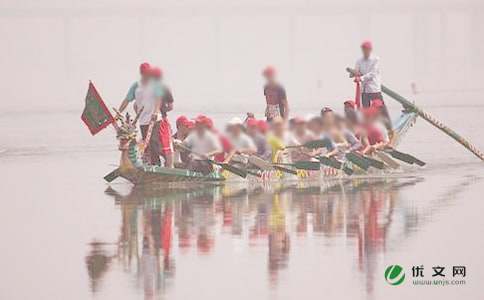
[
  {"xmin": 353, "ymin": 152, "xmax": 385, "ymax": 170},
  {"xmin": 386, "ymin": 149, "xmax": 426, "ymax": 166},
  {"xmin": 341, "ymin": 162, "xmax": 355, "ymax": 176},
  {"xmin": 104, "ymin": 168, "xmax": 120, "ymax": 183},
  {"xmin": 316, "ymin": 156, "xmax": 342, "ymax": 169},
  {"xmin": 176, "ymin": 143, "xmax": 248, "ymax": 178},
  {"xmin": 275, "ymin": 160, "xmax": 322, "ymax": 171},
  {"xmin": 345, "ymin": 152, "xmax": 370, "ymax": 171},
  {"xmin": 248, "ymin": 155, "xmax": 298, "ymax": 175},
  {"xmin": 375, "ymin": 151, "xmax": 400, "ymax": 169},
  {"xmin": 285, "ymin": 138, "xmax": 330, "ymax": 150},
  {"xmin": 274, "ymin": 165, "xmax": 298, "ymax": 175},
  {"xmin": 211, "ymin": 160, "xmax": 248, "ymax": 178},
  {"xmin": 315, "ymin": 156, "xmax": 354, "ymax": 176}
]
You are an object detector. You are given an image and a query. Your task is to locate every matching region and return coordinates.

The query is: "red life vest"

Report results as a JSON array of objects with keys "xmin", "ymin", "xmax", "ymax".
[
  {"xmin": 365, "ymin": 125, "xmax": 384, "ymax": 145},
  {"xmin": 214, "ymin": 135, "xmax": 232, "ymax": 162}
]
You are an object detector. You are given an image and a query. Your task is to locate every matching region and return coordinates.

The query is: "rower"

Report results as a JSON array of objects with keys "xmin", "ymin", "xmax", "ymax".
[
  {"xmin": 287, "ymin": 117, "xmax": 314, "ymax": 162},
  {"xmin": 370, "ymin": 98, "xmax": 393, "ymax": 141},
  {"xmin": 151, "ymin": 67, "xmax": 175, "ymax": 168},
  {"xmin": 343, "ymin": 100, "xmax": 359, "ymax": 126},
  {"xmin": 266, "ymin": 117, "xmax": 290, "ymax": 163},
  {"xmin": 118, "ymin": 62, "xmax": 162, "ymax": 165},
  {"xmin": 352, "ymin": 40, "xmax": 383, "ymax": 108},
  {"xmin": 246, "ymin": 117, "xmax": 271, "ymax": 160},
  {"xmin": 224, "ymin": 117, "xmax": 257, "ymax": 164},
  {"xmin": 320, "ymin": 107, "xmax": 343, "ymax": 158},
  {"xmin": 262, "ymin": 66, "xmax": 289, "ymax": 121},
  {"xmin": 257, "ymin": 119, "xmax": 269, "ymax": 135},
  {"xmin": 360, "ymin": 107, "xmax": 389, "ymax": 154},
  {"xmin": 172, "ymin": 116, "xmax": 194, "ymax": 168},
  {"xmin": 335, "ymin": 115, "xmax": 363, "ymax": 152},
  {"xmin": 177, "ymin": 115, "xmax": 223, "ymax": 174}
]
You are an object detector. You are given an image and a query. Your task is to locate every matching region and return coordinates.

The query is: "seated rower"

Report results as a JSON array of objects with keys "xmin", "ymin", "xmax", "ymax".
[
  {"xmin": 319, "ymin": 108, "xmax": 344, "ymax": 158},
  {"xmin": 246, "ymin": 117, "xmax": 271, "ymax": 160},
  {"xmin": 360, "ymin": 107, "xmax": 390, "ymax": 154},
  {"xmin": 336, "ymin": 116, "xmax": 362, "ymax": 152},
  {"xmin": 177, "ymin": 115, "xmax": 223, "ymax": 174},
  {"xmin": 343, "ymin": 100, "xmax": 360, "ymax": 126},
  {"xmin": 370, "ymin": 99, "xmax": 394, "ymax": 143},
  {"xmin": 172, "ymin": 116, "xmax": 194, "ymax": 168},
  {"xmin": 287, "ymin": 117, "xmax": 315, "ymax": 162},
  {"xmin": 224, "ymin": 117, "xmax": 257, "ymax": 164},
  {"xmin": 266, "ymin": 117, "xmax": 291, "ymax": 163}
]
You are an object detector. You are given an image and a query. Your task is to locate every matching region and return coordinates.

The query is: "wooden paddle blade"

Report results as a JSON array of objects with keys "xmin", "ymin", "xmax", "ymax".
[
  {"xmin": 386, "ymin": 149, "xmax": 415, "ymax": 165},
  {"xmin": 342, "ymin": 165, "xmax": 354, "ymax": 175},
  {"xmin": 375, "ymin": 152, "xmax": 400, "ymax": 169},
  {"xmin": 293, "ymin": 161, "xmax": 321, "ymax": 171},
  {"xmin": 354, "ymin": 153, "xmax": 385, "ymax": 169},
  {"xmin": 220, "ymin": 163, "xmax": 248, "ymax": 178},
  {"xmin": 345, "ymin": 152, "xmax": 370, "ymax": 170},
  {"xmin": 208, "ymin": 160, "xmax": 247, "ymax": 178},
  {"xmin": 304, "ymin": 139, "xmax": 330, "ymax": 149},
  {"xmin": 412, "ymin": 157, "xmax": 426, "ymax": 167},
  {"xmin": 248, "ymin": 155, "xmax": 273, "ymax": 170},
  {"xmin": 274, "ymin": 165, "xmax": 298, "ymax": 175},
  {"xmin": 317, "ymin": 156, "xmax": 342, "ymax": 169},
  {"xmin": 104, "ymin": 168, "xmax": 120, "ymax": 182},
  {"xmin": 398, "ymin": 151, "xmax": 426, "ymax": 166}
]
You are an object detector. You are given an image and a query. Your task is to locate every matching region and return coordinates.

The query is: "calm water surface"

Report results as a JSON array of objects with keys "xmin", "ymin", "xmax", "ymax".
[{"xmin": 0, "ymin": 107, "xmax": 483, "ymax": 300}]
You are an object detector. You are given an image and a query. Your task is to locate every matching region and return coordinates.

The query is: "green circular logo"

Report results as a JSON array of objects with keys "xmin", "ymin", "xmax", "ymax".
[{"xmin": 384, "ymin": 265, "xmax": 405, "ymax": 286}]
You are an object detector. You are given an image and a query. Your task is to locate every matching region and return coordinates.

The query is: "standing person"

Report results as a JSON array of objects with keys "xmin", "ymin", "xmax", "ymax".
[
  {"xmin": 353, "ymin": 41, "xmax": 383, "ymax": 108},
  {"xmin": 118, "ymin": 62, "xmax": 162, "ymax": 165},
  {"xmin": 262, "ymin": 66, "xmax": 289, "ymax": 121},
  {"xmin": 151, "ymin": 66, "xmax": 175, "ymax": 168}
]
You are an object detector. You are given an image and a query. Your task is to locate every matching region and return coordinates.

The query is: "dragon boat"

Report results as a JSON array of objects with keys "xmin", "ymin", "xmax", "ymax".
[{"xmin": 107, "ymin": 109, "xmax": 417, "ymax": 186}]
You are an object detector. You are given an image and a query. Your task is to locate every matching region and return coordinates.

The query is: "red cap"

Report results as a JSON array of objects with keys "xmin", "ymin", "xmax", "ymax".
[
  {"xmin": 361, "ymin": 40, "xmax": 373, "ymax": 50},
  {"xmin": 344, "ymin": 100, "xmax": 356, "ymax": 109},
  {"xmin": 262, "ymin": 66, "xmax": 276, "ymax": 77},
  {"xmin": 246, "ymin": 117, "xmax": 258, "ymax": 128},
  {"xmin": 257, "ymin": 120, "xmax": 269, "ymax": 133},
  {"xmin": 176, "ymin": 115, "xmax": 189, "ymax": 127},
  {"xmin": 186, "ymin": 120, "xmax": 195, "ymax": 129},
  {"xmin": 149, "ymin": 66, "xmax": 162, "ymax": 78},
  {"xmin": 139, "ymin": 62, "xmax": 151, "ymax": 75},
  {"xmin": 370, "ymin": 98, "xmax": 384, "ymax": 108},
  {"xmin": 195, "ymin": 115, "xmax": 213, "ymax": 129}
]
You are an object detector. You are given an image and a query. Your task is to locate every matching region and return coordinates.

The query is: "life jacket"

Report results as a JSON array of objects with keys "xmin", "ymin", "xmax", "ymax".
[
  {"xmin": 214, "ymin": 135, "xmax": 232, "ymax": 163},
  {"xmin": 365, "ymin": 124, "xmax": 384, "ymax": 145}
]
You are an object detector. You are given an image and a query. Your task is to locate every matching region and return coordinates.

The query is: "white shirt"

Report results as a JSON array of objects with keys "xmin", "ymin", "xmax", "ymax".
[
  {"xmin": 182, "ymin": 130, "xmax": 222, "ymax": 160},
  {"xmin": 228, "ymin": 132, "xmax": 256, "ymax": 152},
  {"xmin": 134, "ymin": 80, "xmax": 160, "ymax": 125},
  {"xmin": 355, "ymin": 55, "xmax": 381, "ymax": 93}
]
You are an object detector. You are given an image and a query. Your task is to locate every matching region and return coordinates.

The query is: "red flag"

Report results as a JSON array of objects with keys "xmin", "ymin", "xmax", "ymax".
[
  {"xmin": 355, "ymin": 77, "xmax": 361, "ymax": 109},
  {"xmin": 81, "ymin": 81, "xmax": 114, "ymax": 135}
]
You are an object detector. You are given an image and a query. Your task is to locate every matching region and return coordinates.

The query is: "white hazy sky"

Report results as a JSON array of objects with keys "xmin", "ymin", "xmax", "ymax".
[{"xmin": 1, "ymin": 0, "xmax": 483, "ymax": 113}]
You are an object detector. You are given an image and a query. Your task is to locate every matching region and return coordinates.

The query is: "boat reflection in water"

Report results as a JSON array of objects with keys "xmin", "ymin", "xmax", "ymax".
[{"xmin": 86, "ymin": 175, "xmax": 469, "ymax": 298}]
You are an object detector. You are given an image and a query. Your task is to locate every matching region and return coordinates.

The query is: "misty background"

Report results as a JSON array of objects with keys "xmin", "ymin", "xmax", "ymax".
[{"xmin": 1, "ymin": 0, "xmax": 483, "ymax": 114}]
